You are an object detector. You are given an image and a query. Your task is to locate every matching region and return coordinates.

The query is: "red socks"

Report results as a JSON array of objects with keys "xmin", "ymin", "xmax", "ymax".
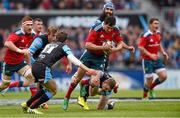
[
  {"xmin": 65, "ymin": 82, "xmax": 77, "ymax": 99},
  {"xmin": 30, "ymin": 87, "xmax": 38, "ymax": 96},
  {"xmin": 9, "ymin": 81, "xmax": 24, "ymax": 88}
]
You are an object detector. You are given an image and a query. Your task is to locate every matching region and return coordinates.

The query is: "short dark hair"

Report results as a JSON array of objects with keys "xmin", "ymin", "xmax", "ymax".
[
  {"xmin": 33, "ymin": 18, "xmax": 43, "ymax": 23},
  {"xmin": 107, "ymin": 78, "xmax": 116, "ymax": 89},
  {"xmin": 149, "ymin": 17, "xmax": 159, "ymax": 24},
  {"xmin": 56, "ymin": 31, "xmax": 68, "ymax": 43},
  {"xmin": 104, "ymin": 16, "xmax": 116, "ymax": 27}
]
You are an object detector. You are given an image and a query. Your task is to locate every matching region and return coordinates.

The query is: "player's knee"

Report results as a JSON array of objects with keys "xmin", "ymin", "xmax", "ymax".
[
  {"xmin": 50, "ymin": 88, "xmax": 57, "ymax": 96},
  {"xmin": 1, "ymin": 78, "xmax": 11, "ymax": 88},
  {"xmin": 23, "ymin": 68, "xmax": 34, "ymax": 83},
  {"xmin": 72, "ymin": 77, "xmax": 81, "ymax": 84}
]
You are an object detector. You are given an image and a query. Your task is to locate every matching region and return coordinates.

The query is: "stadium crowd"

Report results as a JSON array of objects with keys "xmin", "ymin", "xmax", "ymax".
[
  {"xmin": 0, "ymin": 0, "xmax": 179, "ymax": 70},
  {"xmin": 0, "ymin": 0, "xmax": 141, "ymax": 11},
  {"xmin": 0, "ymin": 23, "xmax": 179, "ymax": 70}
]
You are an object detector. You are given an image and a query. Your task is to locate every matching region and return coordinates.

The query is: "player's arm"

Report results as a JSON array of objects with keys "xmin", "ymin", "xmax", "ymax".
[
  {"xmin": 138, "ymin": 45, "xmax": 153, "ymax": 58},
  {"xmin": 4, "ymin": 41, "xmax": 28, "ymax": 54},
  {"xmin": 4, "ymin": 34, "xmax": 28, "ymax": 54},
  {"xmin": 113, "ymin": 29, "xmax": 134, "ymax": 53},
  {"xmin": 159, "ymin": 44, "xmax": 169, "ymax": 60},
  {"xmin": 110, "ymin": 41, "xmax": 123, "ymax": 53},
  {"xmin": 85, "ymin": 30, "xmax": 111, "ymax": 51},
  {"xmin": 67, "ymin": 54, "xmax": 96, "ymax": 75},
  {"xmin": 85, "ymin": 42, "xmax": 104, "ymax": 51},
  {"xmin": 89, "ymin": 85, "xmax": 99, "ymax": 96},
  {"xmin": 24, "ymin": 52, "xmax": 31, "ymax": 66},
  {"xmin": 63, "ymin": 45, "xmax": 96, "ymax": 75},
  {"xmin": 29, "ymin": 37, "xmax": 43, "ymax": 63},
  {"xmin": 122, "ymin": 41, "xmax": 135, "ymax": 53},
  {"xmin": 66, "ymin": 60, "xmax": 72, "ymax": 74},
  {"xmin": 138, "ymin": 37, "xmax": 157, "ymax": 60},
  {"xmin": 97, "ymin": 95, "xmax": 109, "ymax": 110}
]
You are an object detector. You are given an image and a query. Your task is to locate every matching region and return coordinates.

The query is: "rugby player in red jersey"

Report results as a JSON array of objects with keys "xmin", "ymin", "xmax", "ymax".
[
  {"xmin": 63, "ymin": 16, "xmax": 135, "ymax": 110},
  {"xmin": 0, "ymin": 16, "xmax": 35, "ymax": 93},
  {"xmin": 138, "ymin": 18, "xmax": 169, "ymax": 99}
]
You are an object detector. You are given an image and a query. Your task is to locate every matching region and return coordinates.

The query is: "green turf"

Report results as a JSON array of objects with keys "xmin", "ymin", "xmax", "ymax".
[
  {"xmin": 1, "ymin": 89, "xmax": 180, "ymax": 99},
  {"xmin": 0, "ymin": 102, "xmax": 180, "ymax": 117},
  {"xmin": 0, "ymin": 90, "xmax": 180, "ymax": 117}
]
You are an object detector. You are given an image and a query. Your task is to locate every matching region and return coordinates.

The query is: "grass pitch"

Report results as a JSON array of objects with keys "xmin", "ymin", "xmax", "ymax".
[
  {"xmin": 0, "ymin": 101, "xmax": 180, "ymax": 117},
  {"xmin": 0, "ymin": 90, "xmax": 180, "ymax": 117}
]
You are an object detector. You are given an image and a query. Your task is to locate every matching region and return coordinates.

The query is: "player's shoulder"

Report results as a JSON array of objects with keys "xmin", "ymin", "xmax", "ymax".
[
  {"xmin": 156, "ymin": 31, "xmax": 161, "ymax": 35},
  {"xmin": 91, "ymin": 22, "xmax": 103, "ymax": 32},
  {"xmin": 55, "ymin": 42, "xmax": 65, "ymax": 47},
  {"xmin": 13, "ymin": 28, "xmax": 36, "ymax": 36},
  {"xmin": 141, "ymin": 30, "xmax": 152, "ymax": 38},
  {"xmin": 13, "ymin": 28, "xmax": 24, "ymax": 36},
  {"xmin": 113, "ymin": 26, "xmax": 120, "ymax": 32},
  {"xmin": 37, "ymin": 34, "xmax": 47, "ymax": 39}
]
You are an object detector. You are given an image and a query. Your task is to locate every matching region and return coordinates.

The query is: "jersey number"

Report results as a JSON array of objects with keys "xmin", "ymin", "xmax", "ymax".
[{"xmin": 42, "ymin": 44, "xmax": 58, "ymax": 54}]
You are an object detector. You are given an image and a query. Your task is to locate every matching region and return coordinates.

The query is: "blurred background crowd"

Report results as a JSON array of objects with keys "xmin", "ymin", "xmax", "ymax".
[
  {"xmin": 0, "ymin": 0, "xmax": 180, "ymax": 71},
  {"xmin": 0, "ymin": 0, "xmax": 141, "ymax": 11}
]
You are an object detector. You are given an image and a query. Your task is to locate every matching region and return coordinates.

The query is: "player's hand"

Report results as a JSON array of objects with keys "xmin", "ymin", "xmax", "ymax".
[
  {"xmin": 23, "ymin": 49, "xmax": 30, "ymax": 56},
  {"xmin": 150, "ymin": 54, "xmax": 158, "ymax": 60},
  {"xmin": 90, "ymin": 77, "xmax": 100, "ymax": 87},
  {"xmin": 103, "ymin": 43, "xmax": 112, "ymax": 52},
  {"xmin": 17, "ymin": 49, "xmax": 29, "ymax": 55},
  {"xmin": 86, "ymin": 69, "xmax": 97, "ymax": 75},
  {"xmin": 66, "ymin": 64, "xmax": 72, "ymax": 74},
  {"xmin": 113, "ymin": 84, "xmax": 119, "ymax": 93},
  {"xmin": 128, "ymin": 46, "xmax": 135, "ymax": 53}
]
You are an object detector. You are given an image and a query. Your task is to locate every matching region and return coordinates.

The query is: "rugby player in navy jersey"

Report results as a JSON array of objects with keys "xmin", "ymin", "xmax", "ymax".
[{"xmin": 21, "ymin": 31, "xmax": 96, "ymax": 114}]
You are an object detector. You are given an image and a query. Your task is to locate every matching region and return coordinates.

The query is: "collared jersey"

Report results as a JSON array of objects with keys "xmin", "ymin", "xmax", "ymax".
[
  {"xmin": 37, "ymin": 42, "xmax": 72, "ymax": 67},
  {"xmin": 86, "ymin": 22, "xmax": 122, "ymax": 56},
  {"xmin": 138, "ymin": 30, "xmax": 161, "ymax": 60},
  {"xmin": 4, "ymin": 28, "xmax": 35, "ymax": 64}
]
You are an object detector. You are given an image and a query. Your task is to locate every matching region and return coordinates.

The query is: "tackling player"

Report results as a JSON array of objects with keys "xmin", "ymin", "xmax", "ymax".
[
  {"xmin": 63, "ymin": 16, "xmax": 134, "ymax": 110},
  {"xmin": 75, "ymin": 2, "xmax": 134, "ymax": 110},
  {"xmin": 21, "ymin": 31, "xmax": 96, "ymax": 114},
  {"xmin": 78, "ymin": 72, "xmax": 117, "ymax": 110}
]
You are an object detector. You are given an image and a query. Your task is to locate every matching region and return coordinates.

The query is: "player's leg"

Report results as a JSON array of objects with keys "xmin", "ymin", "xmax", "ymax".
[
  {"xmin": 29, "ymin": 80, "xmax": 56, "ymax": 109},
  {"xmin": 18, "ymin": 64, "xmax": 37, "ymax": 96},
  {"xmin": 142, "ymin": 60, "xmax": 154, "ymax": 99},
  {"xmin": 8, "ymin": 80, "xmax": 30, "ymax": 88},
  {"xmin": 149, "ymin": 59, "xmax": 167, "ymax": 98},
  {"xmin": 0, "ymin": 62, "xmax": 13, "ymax": 92},
  {"xmin": 63, "ymin": 67, "xmax": 86, "ymax": 110},
  {"xmin": 0, "ymin": 75, "xmax": 11, "ymax": 92},
  {"xmin": 143, "ymin": 77, "xmax": 153, "ymax": 99},
  {"xmin": 150, "ymin": 59, "xmax": 167, "ymax": 89},
  {"xmin": 25, "ymin": 66, "xmax": 54, "ymax": 114},
  {"xmin": 78, "ymin": 79, "xmax": 90, "ymax": 107},
  {"xmin": 65, "ymin": 67, "xmax": 86, "ymax": 99}
]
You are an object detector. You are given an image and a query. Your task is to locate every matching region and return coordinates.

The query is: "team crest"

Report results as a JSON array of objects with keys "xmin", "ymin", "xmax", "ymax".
[
  {"xmin": 150, "ymin": 39, "xmax": 153, "ymax": 42},
  {"xmin": 100, "ymin": 34, "xmax": 104, "ymax": 38}
]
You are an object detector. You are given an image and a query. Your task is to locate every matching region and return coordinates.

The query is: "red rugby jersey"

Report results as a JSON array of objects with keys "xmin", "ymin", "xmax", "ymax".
[
  {"xmin": 86, "ymin": 23, "xmax": 122, "ymax": 56},
  {"xmin": 138, "ymin": 30, "xmax": 161, "ymax": 60},
  {"xmin": 4, "ymin": 28, "xmax": 35, "ymax": 64}
]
